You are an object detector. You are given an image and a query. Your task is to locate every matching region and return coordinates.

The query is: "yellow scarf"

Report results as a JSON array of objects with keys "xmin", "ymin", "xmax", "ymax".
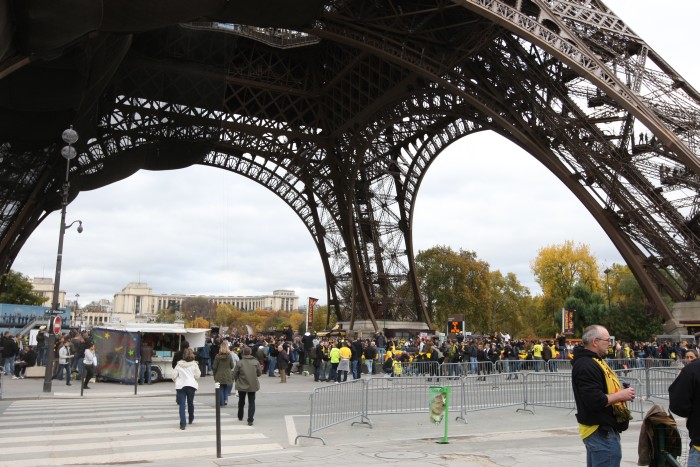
[
  {"xmin": 578, "ymin": 357, "xmax": 632, "ymax": 439},
  {"xmin": 594, "ymin": 357, "xmax": 633, "ymax": 423}
]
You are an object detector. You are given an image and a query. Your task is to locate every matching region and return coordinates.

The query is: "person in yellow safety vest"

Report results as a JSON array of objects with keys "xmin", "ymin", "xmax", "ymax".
[
  {"xmin": 392, "ymin": 358, "xmax": 403, "ymax": 377},
  {"xmin": 532, "ymin": 341, "xmax": 544, "ymax": 371},
  {"xmin": 328, "ymin": 342, "xmax": 341, "ymax": 382}
]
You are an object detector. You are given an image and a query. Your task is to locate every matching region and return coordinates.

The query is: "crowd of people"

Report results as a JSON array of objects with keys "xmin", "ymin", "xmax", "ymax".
[{"xmin": 183, "ymin": 329, "xmax": 699, "ymax": 389}]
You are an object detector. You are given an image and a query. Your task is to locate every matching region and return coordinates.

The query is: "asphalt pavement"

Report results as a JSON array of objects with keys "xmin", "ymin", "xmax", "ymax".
[{"xmin": 0, "ymin": 369, "xmax": 683, "ymax": 466}]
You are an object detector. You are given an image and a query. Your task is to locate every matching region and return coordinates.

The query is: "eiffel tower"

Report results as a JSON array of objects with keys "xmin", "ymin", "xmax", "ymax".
[{"xmin": 1, "ymin": 1, "xmax": 699, "ymax": 333}]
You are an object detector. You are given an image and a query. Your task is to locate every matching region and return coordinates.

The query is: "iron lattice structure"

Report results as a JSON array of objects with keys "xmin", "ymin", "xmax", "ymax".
[{"xmin": 1, "ymin": 1, "xmax": 699, "ymax": 330}]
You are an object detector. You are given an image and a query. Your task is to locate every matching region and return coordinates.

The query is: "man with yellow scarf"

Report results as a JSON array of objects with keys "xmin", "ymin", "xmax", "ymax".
[{"xmin": 572, "ymin": 325, "xmax": 636, "ymax": 466}]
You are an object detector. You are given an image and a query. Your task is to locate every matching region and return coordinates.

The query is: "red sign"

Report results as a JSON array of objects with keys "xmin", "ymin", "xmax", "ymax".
[{"xmin": 52, "ymin": 316, "xmax": 62, "ymax": 335}]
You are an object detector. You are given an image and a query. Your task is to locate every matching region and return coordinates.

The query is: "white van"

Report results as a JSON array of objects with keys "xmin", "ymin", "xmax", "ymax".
[{"xmin": 92, "ymin": 323, "xmax": 208, "ymax": 383}]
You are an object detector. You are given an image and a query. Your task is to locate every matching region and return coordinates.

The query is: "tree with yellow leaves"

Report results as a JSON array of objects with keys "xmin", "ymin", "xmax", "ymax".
[{"xmin": 531, "ymin": 240, "xmax": 600, "ymax": 305}]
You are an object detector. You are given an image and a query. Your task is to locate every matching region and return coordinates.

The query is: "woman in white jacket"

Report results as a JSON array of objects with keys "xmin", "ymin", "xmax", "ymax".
[{"xmin": 172, "ymin": 348, "xmax": 200, "ymax": 430}]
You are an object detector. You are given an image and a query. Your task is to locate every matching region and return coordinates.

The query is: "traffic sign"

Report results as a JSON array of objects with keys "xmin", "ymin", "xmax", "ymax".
[{"xmin": 52, "ymin": 316, "xmax": 62, "ymax": 335}]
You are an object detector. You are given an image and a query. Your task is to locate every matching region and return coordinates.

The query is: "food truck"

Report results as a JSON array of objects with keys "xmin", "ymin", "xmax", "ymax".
[{"xmin": 92, "ymin": 323, "xmax": 208, "ymax": 383}]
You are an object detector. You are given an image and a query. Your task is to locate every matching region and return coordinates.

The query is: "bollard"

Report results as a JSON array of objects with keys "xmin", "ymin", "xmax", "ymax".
[
  {"xmin": 215, "ymin": 382, "xmax": 221, "ymax": 458},
  {"xmin": 134, "ymin": 359, "xmax": 139, "ymax": 395}
]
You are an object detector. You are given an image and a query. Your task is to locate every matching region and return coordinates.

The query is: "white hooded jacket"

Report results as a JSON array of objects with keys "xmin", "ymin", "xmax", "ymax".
[{"xmin": 172, "ymin": 359, "xmax": 200, "ymax": 390}]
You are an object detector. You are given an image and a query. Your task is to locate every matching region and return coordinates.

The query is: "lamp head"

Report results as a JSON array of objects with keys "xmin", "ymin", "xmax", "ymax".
[{"xmin": 77, "ymin": 223, "xmax": 83, "ymax": 234}]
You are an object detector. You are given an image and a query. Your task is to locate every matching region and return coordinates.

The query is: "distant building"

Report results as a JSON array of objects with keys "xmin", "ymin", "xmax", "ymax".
[
  {"xmin": 112, "ymin": 283, "xmax": 299, "ymax": 323},
  {"xmin": 28, "ymin": 278, "xmax": 299, "ymax": 327},
  {"xmin": 29, "ymin": 277, "xmax": 66, "ymax": 309}
]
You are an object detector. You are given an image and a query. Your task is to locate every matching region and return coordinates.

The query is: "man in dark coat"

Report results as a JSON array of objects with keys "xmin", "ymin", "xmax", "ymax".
[
  {"xmin": 669, "ymin": 354, "xmax": 700, "ymax": 466},
  {"xmin": 572, "ymin": 325, "xmax": 636, "ymax": 467}
]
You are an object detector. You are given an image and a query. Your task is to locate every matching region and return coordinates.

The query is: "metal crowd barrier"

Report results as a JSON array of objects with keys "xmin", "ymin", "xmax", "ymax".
[
  {"xmin": 606, "ymin": 358, "xmax": 679, "ymax": 370},
  {"xmin": 398, "ymin": 361, "xmax": 439, "ymax": 376},
  {"xmin": 294, "ymin": 379, "xmax": 367, "ymax": 445},
  {"xmin": 363, "ymin": 376, "xmax": 463, "ymax": 416},
  {"xmin": 521, "ymin": 372, "xmax": 645, "ymax": 419},
  {"xmin": 458, "ymin": 372, "xmax": 524, "ymax": 422},
  {"xmin": 521, "ymin": 371, "xmax": 576, "ymax": 412},
  {"xmin": 613, "ymin": 366, "xmax": 681, "ymax": 401},
  {"xmin": 545, "ymin": 359, "xmax": 573, "ymax": 372},
  {"xmin": 298, "ymin": 365, "xmax": 678, "ymax": 444}
]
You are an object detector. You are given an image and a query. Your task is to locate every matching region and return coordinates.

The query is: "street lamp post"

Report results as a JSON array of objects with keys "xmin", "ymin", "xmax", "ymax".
[
  {"xmin": 43, "ymin": 127, "xmax": 83, "ymax": 393},
  {"xmin": 75, "ymin": 293, "xmax": 80, "ymax": 330},
  {"xmin": 603, "ymin": 268, "xmax": 611, "ymax": 310}
]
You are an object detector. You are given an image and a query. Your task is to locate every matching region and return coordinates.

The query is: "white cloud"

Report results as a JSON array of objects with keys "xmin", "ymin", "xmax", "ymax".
[{"xmin": 11, "ymin": 1, "xmax": 698, "ymax": 307}]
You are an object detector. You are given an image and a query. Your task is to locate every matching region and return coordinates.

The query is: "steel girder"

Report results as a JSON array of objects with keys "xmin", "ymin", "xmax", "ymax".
[{"xmin": 0, "ymin": 1, "xmax": 699, "ymax": 329}]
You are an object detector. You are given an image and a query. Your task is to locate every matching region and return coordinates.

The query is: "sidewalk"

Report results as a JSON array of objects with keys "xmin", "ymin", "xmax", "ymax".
[{"xmin": 0, "ymin": 371, "xmax": 670, "ymax": 466}]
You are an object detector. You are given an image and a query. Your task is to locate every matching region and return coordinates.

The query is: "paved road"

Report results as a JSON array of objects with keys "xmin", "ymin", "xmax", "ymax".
[{"xmin": 0, "ymin": 371, "xmax": 686, "ymax": 466}]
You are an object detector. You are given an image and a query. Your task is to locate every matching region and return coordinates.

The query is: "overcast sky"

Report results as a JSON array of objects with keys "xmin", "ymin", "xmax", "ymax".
[{"xmin": 11, "ymin": 1, "xmax": 699, "ymax": 307}]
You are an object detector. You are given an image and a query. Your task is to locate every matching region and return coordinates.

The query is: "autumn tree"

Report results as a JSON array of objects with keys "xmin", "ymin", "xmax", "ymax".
[
  {"xmin": 189, "ymin": 316, "xmax": 210, "ymax": 328},
  {"xmin": 0, "ymin": 270, "xmax": 44, "ymax": 305},
  {"xmin": 487, "ymin": 271, "xmax": 530, "ymax": 336},
  {"xmin": 531, "ymin": 241, "xmax": 601, "ymax": 303},
  {"xmin": 415, "ymin": 246, "xmax": 491, "ymax": 333},
  {"xmin": 181, "ymin": 297, "xmax": 215, "ymax": 322},
  {"xmin": 530, "ymin": 240, "xmax": 600, "ymax": 332}
]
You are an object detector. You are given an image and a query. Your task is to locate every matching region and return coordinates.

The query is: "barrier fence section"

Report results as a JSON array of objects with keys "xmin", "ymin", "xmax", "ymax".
[
  {"xmin": 521, "ymin": 372, "xmax": 646, "ymax": 419},
  {"xmin": 298, "ymin": 367, "xmax": 680, "ymax": 444},
  {"xmin": 399, "ymin": 361, "xmax": 439, "ymax": 377},
  {"xmin": 614, "ymin": 366, "xmax": 681, "ymax": 401},
  {"xmin": 363, "ymin": 376, "xmax": 463, "ymax": 417},
  {"xmin": 458, "ymin": 372, "xmax": 524, "ymax": 422},
  {"xmin": 295, "ymin": 379, "xmax": 367, "ymax": 445}
]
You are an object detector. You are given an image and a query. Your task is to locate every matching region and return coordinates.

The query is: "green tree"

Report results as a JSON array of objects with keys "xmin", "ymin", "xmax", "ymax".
[
  {"xmin": 155, "ymin": 306, "xmax": 177, "ymax": 323},
  {"xmin": 415, "ymin": 246, "xmax": 491, "ymax": 333},
  {"xmin": 0, "ymin": 270, "xmax": 44, "ymax": 305},
  {"xmin": 564, "ymin": 283, "xmax": 607, "ymax": 335},
  {"xmin": 603, "ymin": 263, "xmax": 665, "ymax": 340},
  {"xmin": 487, "ymin": 271, "xmax": 529, "ymax": 336}
]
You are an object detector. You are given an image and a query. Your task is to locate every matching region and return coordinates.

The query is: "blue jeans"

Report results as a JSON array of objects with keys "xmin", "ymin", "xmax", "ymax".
[
  {"xmin": 176, "ymin": 386, "xmax": 196, "ymax": 428},
  {"xmin": 37, "ymin": 347, "xmax": 47, "ymax": 367},
  {"xmin": 329, "ymin": 362, "xmax": 338, "ymax": 382},
  {"xmin": 219, "ymin": 384, "xmax": 229, "ymax": 406},
  {"xmin": 688, "ymin": 445, "xmax": 700, "ymax": 467},
  {"xmin": 469, "ymin": 357, "xmax": 477, "ymax": 374},
  {"xmin": 76, "ymin": 359, "xmax": 85, "ymax": 380},
  {"xmin": 198, "ymin": 358, "xmax": 210, "ymax": 376},
  {"xmin": 351, "ymin": 360, "xmax": 359, "ymax": 379},
  {"xmin": 267, "ymin": 356, "xmax": 277, "ymax": 376},
  {"xmin": 54, "ymin": 363, "xmax": 71, "ymax": 383},
  {"xmin": 3, "ymin": 356, "xmax": 12, "ymax": 375},
  {"xmin": 139, "ymin": 362, "xmax": 151, "ymax": 384},
  {"xmin": 582, "ymin": 429, "xmax": 621, "ymax": 467}
]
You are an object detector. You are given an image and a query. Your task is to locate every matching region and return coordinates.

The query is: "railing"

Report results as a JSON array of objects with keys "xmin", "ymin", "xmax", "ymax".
[
  {"xmin": 298, "ymin": 367, "xmax": 674, "ymax": 444},
  {"xmin": 294, "ymin": 379, "xmax": 368, "ymax": 445}
]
